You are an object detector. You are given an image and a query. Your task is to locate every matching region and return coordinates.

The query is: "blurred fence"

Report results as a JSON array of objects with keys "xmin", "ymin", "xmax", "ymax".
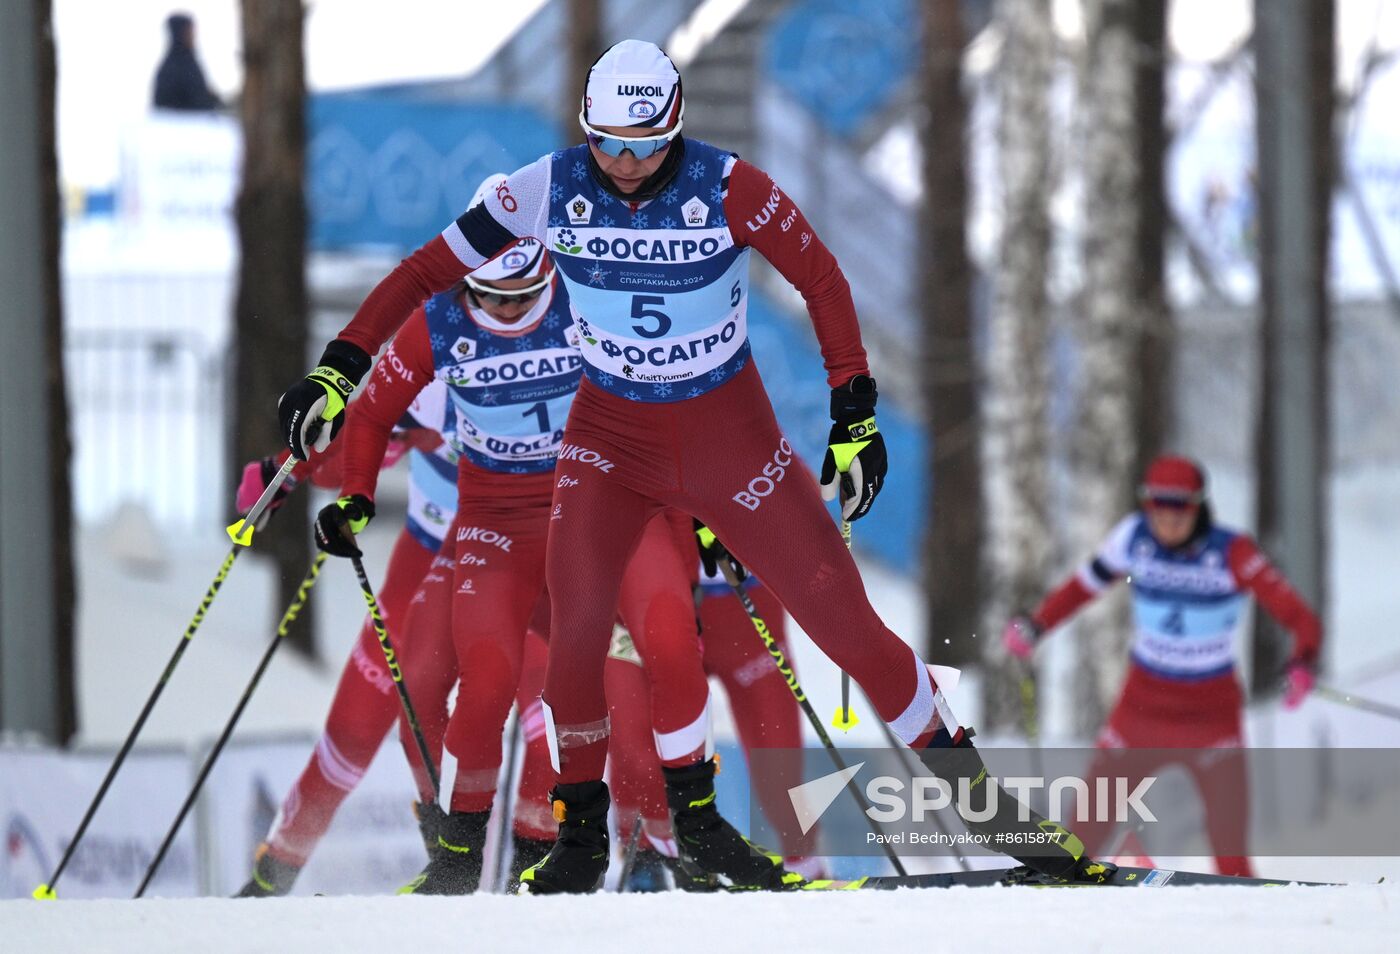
[
  {"xmin": 63, "ymin": 271, "xmax": 229, "ymax": 530},
  {"xmin": 1172, "ymin": 300, "xmax": 1400, "ymax": 472}
]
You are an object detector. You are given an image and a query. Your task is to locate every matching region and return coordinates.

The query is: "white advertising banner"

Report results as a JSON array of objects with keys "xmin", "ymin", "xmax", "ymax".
[
  {"xmin": 118, "ymin": 113, "xmax": 240, "ymax": 231},
  {"xmin": 3, "ymin": 732, "xmax": 500, "ymax": 899},
  {"xmin": 0, "ymin": 746, "xmax": 199, "ymax": 899},
  {"xmin": 202, "ymin": 735, "xmax": 427, "ymax": 897}
]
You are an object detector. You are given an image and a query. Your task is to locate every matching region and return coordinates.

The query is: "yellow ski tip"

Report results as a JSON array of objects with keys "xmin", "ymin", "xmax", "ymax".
[
  {"xmin": 226, "ymin": 519, "xmax": 254, "ymax": 547},
  {"xmin": 831, "ymin": 706, "xmax": 860, "ymax": 731},
  {"xmin": 32, "ymin": 883, "xmax": 56, "ymax": 900}
]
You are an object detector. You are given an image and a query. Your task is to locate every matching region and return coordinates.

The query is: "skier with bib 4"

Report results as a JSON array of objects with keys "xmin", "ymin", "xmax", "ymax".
[{"xmin": 1003, "ymin": 455, "xmax": 1322, "ymax": 875}]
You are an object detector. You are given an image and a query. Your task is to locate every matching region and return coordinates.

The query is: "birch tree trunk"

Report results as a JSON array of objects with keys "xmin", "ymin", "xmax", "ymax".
[
  {"xmin": 1071, "ymin": 0, "xmax": 1143, "ymax": 734},
  {"xmin": 981, "ymin": 0, "xmax": 1056, "ymax": 736}
]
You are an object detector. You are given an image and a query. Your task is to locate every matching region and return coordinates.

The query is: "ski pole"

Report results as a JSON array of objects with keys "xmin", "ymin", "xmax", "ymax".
[
  {"xmin": 713, "ymin": 553, "xmax": 908, "ymax": 876},
  {"xmin": 832, "ymin": 513, "xmax": 968, "ymax": 869},
  {"xmin": 1020, "ymin": 668, "xmax": 1045, "ymax": 782},
  {"xmin": 1315, "ymin": 685, "xmax": 1400, "ymax": 723},
  {"xmin": 1020, "ymin": 675, "xmax": 1038, "ymax": 742},
  {"xmin": 861, "ymin": 696, "xmax": 971, "ymax": 872},
  {"xmin": 350, "ymin": 554, "xmax": 440, "ymax": 794},
  {"xmin": 491, "ymin": 709, "xmax": 524, "ymax": 892},
  {"xmin": 854, "ymin": 643, "xmax": 1083, "ymax": 878},
  {"xmin": 616, "ymin": 816, "xmax": 645, "ymax": 893},
  {"xmin": 135, "ymin": 555, "xmax": 326, "ymax": 897},
  {"xmin": 832, "ymin": 518, "xmax": 858, "ymax": 730},
  {"xmin": 33, "ymin": 505, "xmax": 278, "ymax": 901},
  {"xmin": 226, "ymin": 456, "xmax": 297, "ymax": 547}
]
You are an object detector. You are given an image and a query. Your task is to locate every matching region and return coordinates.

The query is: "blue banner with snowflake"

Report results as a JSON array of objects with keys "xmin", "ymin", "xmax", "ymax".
[
  {"xmin": 764, "ymin": 0, "xmax": 917, "ymax": 138},
  {"xmin": 308, "ymin": 91, "xmax": 561, "ymax": 252},
  {"xmin": 748, "ymin": 289, "xmax": 923, "ymax": 570}
]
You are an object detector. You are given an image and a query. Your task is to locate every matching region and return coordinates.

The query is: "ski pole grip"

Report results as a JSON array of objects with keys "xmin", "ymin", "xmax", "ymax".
[{"xmin": 228, "ymin": 456, "xmax": 298, "ymax": 546}]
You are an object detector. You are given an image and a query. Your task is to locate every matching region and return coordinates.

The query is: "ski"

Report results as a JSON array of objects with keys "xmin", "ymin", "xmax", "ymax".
[{"xmin": 797, "ymin": 863, "xmax": 1339, "ymax": 891}]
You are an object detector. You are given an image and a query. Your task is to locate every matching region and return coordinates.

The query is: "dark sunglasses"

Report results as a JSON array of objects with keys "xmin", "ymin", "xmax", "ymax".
[
  {"xmin": 1144, "ymin": 495, "xmax": 1201, "ymax": 511},
  {"xmin": 578, "ymin": 105, "xmax": 684, "ymax": 160},
  {"xmin": 584, "ymin": 131, "xmax": 675, "ymax": 160}
]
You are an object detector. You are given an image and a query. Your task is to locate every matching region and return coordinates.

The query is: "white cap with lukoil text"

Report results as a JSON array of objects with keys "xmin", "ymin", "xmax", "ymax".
[{"xmin": 583, "ymin": 39, "xmax": 682, "ymax": 129}]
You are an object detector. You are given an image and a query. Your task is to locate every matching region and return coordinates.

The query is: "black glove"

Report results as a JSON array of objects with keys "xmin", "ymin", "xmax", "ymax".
[
  {"xmin": 819, "ymin": 374, "xmax": 887, "ymax": 521},
  {"xmin": 313, "ymin": 494, "xmax": 376, "ymax": 558},
  {"xmin": 278, "ymin": 340, "xmax": 372, "ymax": 460},
  {"xmin": 694, "ymin": 519, "xmax": 747, "ymax": 584}
]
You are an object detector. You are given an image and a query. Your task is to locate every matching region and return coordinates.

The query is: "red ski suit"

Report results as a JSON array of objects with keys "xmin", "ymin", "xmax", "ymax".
[
  {"xmin": 340, "ymin": 309, "xmax": 713, "ymax": 811},
  {"xmin": 323, "ymin": 154, "xmax": 942, "ymax": 784},
  {"xmin": 1029, "ymin": 513, "xmax": 1322, "ymax": 876}
]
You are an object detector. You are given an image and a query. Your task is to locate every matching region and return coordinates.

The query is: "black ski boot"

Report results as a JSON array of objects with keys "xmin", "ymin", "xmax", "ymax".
[
  {"xmin": 664, "ymin": 758, "xmax": 802, "ymax": 890},
  {"xmin": 517, "ymin": 781, "xmax": 611, "ymax": 895},
  {"xmin": 926, "ymin": 724, "xmax": 1101, "ymax": 882},
  {"xmin": 398, "ymin": 810, "xmax": 489, "ymax": 895},
  {"xmin": 233, "ymin": 843, "xmax": 300, "ymax": 898},
  {"xmin": 505, "ymin": 835, "xmax": 554, "ymax": 894}
]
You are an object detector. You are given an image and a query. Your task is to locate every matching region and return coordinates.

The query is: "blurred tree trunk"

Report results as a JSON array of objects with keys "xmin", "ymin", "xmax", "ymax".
[
  {"xmin": 1134, "ymin": 0, "xmax": 1172, "ymax": 473},
  {"xmin": 1252, "ymin": 0, "xmax": 1333, "ymax": 693},
  {"xmin": 234, "ymin": 0, "xmax": 314, "ymax": 657},
  {"xmin": 0, "ymin": 0, "xmax": 75, "ymax": 742},
  {"xmin": 36, "ymin": 0, "xmax": 77, "ymax": 742},
  {"xmin": 567, "ymin": 0, "xmax": 603, "ymax": 127},
  {"xmin": 921, "ymin": 0, "xmax": 981, "ymax": 667},
  {"xmin": 981, "ymin": 0, "xmax": 1055, "ymax": 736},
  {"xmin": 1070, "ymin": 0, "xmax": 1143, "ymax": 735}
]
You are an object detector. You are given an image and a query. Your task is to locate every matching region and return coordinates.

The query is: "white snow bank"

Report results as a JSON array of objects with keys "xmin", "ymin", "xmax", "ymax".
[{"xmin": 6, "ymin": 884, "xmax": 1399, "ymax": 954}]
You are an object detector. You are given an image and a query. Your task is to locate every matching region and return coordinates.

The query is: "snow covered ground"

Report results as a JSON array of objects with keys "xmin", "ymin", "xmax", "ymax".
[{"xmin": 7, "ymin": 884, "xmax": 1400, "ymax": 954}]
